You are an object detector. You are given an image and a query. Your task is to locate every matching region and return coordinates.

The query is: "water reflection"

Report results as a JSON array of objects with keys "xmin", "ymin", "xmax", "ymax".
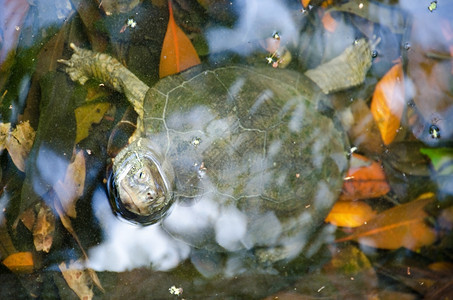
[
  {"xmin": 90, "ymin": 188, "xmax": 190, "ymax": 271},
  {"xmin": 206, "ymin": 0, "xmax": 299, "ymax": 55},
  {"xmin": 1, "ymin": 0, "xmax": 453, "ymax": 298}
]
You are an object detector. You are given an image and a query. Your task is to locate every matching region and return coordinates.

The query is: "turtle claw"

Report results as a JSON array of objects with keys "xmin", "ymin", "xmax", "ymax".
[{"xmin": 58, "ymin": 43, "xmax": 93, "ymax": 85}]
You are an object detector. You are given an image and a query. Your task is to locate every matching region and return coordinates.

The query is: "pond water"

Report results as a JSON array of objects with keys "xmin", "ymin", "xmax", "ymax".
[{"xmin": 1, "ymin": 0, "xmax": 452, "ymax": 299}]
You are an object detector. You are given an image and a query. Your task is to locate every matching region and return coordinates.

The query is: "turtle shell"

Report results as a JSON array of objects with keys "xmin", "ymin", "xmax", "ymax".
[{"xmin": 112, "ymin": 65, "xmax": 349, "ymax": 259}]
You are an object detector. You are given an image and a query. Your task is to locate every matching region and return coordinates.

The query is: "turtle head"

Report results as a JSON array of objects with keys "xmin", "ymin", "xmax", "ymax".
[{"xmin": 108, "ymin": 138, "xmax": 175, "ymax": 225}]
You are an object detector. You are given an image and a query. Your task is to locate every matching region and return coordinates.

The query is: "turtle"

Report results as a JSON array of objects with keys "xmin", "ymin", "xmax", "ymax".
[{"xmin": 59, "ymin": 41, "xmax": 370, "ymax": 263}]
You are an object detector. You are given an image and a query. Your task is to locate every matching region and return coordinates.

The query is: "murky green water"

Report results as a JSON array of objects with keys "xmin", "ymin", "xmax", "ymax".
[{"xmin": 1, "ymin": 0, "xmax": 452, "ymax": 299}]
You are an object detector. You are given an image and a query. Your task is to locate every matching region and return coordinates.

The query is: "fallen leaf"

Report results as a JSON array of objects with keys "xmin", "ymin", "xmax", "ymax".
[
  {"xmin": 0, "ymin": 123, "xmax": 11, "ymax": 151},
  {"xmin": 325, "ymin": 201, "xmax": 377, "ymax": 228},
  {"xmin": 322, "ymin": 12, "xmax": 337, "ymax": 33},
  {"xmin": 54, "ymin": 150, "xmax": 86, "ymax": 218},
  {"xmin": 370, "ymin": 60, "xmax": 405, "ymax": 145},
  {"xmin": 345, "ymin": 99, "xmax": 384, "ymax": 155},
  {"xmin": 74, "ymin": 102, "xmax": 110, "ymax": 144},
  {"xmin": 335, "ymin": 193, "xmax": 437, "ymax": 250},
  {"xmin": 0, "ymin": 121, "xmax": 36, "ymax": 171},
  {"xmin": 2, "ymin": 252, "xmax": 34, "ymax": 273},
  {"xmin": 429, "ymin": 261, "xmax": 453, "ymax": 273},
  {"xmin": 33, "ymin": 202, "xmax": 55, "ymax": 253},
  {"xmin": 54, "ymin": 197, "xmax": 88, "ymax": 259},
  {"xmin": 19, "ymin": 206, "xmax": 36, "ymax": 231},
  {"xmin": 340, "ymin": 153, "xmax": 390, "ymax": 201},
  {"xmin": 0, "ymin": 218, "xmax": 18, "ymax": 256},
  {"xmin": 420, "ymin": 147, "xmax": 453, "ymax": 173},
  {"xmin": 301, "ymin": 0, "xmax": 311, "ymax": 8},
  {"xmin": 159, "ymin": 1, "xmax": 201, "ymax": 78},
  {"xmin": 59, "ymin": 260, "xmax": 94, "ymax": 300}
]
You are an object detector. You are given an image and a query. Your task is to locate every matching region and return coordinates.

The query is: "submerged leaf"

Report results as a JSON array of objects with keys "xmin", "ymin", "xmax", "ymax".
[
  {"xmin": 54, "ymin": 150, "xmax": 86, "ymax": 218},
  {"xmin": 340, "ymin": 153, "xmax": 390, "ymax": 201},
  {"xmin": 325, "ymin": 201, "xmax": 377, "ymax": 228},
  {"xmin": 54, "ymin": 198, "xmax": 88, "ymax": 259},
  {"xmin": 33, "ymin": 202, "xmax": 55, "ymax": 253},
  {"xmin": 371, "ymin": 61, "xmax": 405, "ymax": 145},
  {"xmin": 59, "ymin": 260, "xmax": 94, "ymax": 300},
  {"xmin": 75, "ymin": 102, "xmax": 110, "ymax": 144},
  {"xmin": 0, "ymin": 121, "xmax": 36, "ymax": 171},
  {"xmin": 420, "ymin": 147, "xmax": 453, "ymax": 174},
  {"xmin": 159, "ymin": 1, "xmax": 201, "ymax": 78},
  {"xmin": 336, "ymin": 193, "xmax": 437, "ymax": 250},
  {"xmin": 2, "ymin": 252, "xmax": 34, "ymax": 274},
  {"xmin": 301, "ymin": 0, "xmax": 311, "ymax": 8}
]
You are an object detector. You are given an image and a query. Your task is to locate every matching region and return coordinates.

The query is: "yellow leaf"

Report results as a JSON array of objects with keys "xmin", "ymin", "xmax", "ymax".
[
  {"xmin": 325, "ymin": 201, "xmax": 377, "ymax": 228},
  {"xmin": 159, "ymin": 1, "xmax": 201, "ymax": 78},
  {"xmin": 74, "ymin": 102, "xmax": 110, "ymax": 144},
  {"xmin": 59, "ymin": 260, "xmax": 94, "ymax": 300},
  {"xmin": 1, "ymin": 121, "xmax": 36, "ymax": 171},
  {"xmin": 0, "ymin": 122, "xmax": 11, "ymax": 151},
  {"xmin": 3, "ymin": 252, "xmax": 34, "ymax": 273},
  {"xmin": 336, "ymin": 193, "xmax": 437, "ymax": 250},
  {"xmin": 54, "ymin": 150, "xmax": 86, "ymax": 218},
  {"xmin": 371, "ymin": 61, "xmax": 405, "ymax": 145}
]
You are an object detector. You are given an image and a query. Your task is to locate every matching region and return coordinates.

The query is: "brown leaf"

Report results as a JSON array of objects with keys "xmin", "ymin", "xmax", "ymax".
[
  {"xmin": 1, "ymin": 121, "xmax": 36, "ymax": 172},
  {"xmin": 335, "ymin": 193, "xmax": 437, "ymax": 250},
  {"xmin": 346, "ymin": 99, "xmax": 384, "ymax": 155},
  {"xmin": 19, "ymin": 206, "xmax": 36, "ymax": 231},
  {"xmin": 2, "ymin": 252, "xmax": 34, "ymax": 274},
  {"xmin": 340, "ymin": 153, "xmax": 390, "ymax": 201},
  {"xmin": 54, "ymin": 150, "xmax": 86, "ymax": 218},
  {"xmin": 59, "ymin": 260, "xmax": 94, "ymax": 300},
  {"xmin": 370, "ymin": 61, "xmax": 405, "ymax": 145},
  {"xmin": 54, "ymin": 197, "xmax": 88, "ymax": 259},
  {"xmin": 75, "ymin": 102, "xmax": 110, "ymax": 144},
  {"xmin": 33, "ymin": 202, "xmax": 55, "ymax": 253},
  {"xmin": 159, "ymin": 1, "xmax": 201, "ymax": 78},
  {"xmin": 325, "ymin": 201, "xmax": 377, "ymax": 228}
]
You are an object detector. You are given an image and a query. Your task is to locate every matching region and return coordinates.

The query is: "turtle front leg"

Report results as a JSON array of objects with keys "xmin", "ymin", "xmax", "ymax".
[{"xmin": 58, "ymin": 44, "xmax": 149, "ymax": 137}]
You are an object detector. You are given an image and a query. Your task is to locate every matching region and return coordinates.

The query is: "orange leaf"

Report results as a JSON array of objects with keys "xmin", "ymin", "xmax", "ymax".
[
  {"xmin": 340, "ymin": 153, "xmax": 390, "ymax": 201},
  {"xmin": 301, "ymin": 0, "xmax": 311, "ymax": 8},
  {"xmin": 335, "ymin": 193, "xmax": 437, "ymax": 250},
  {"xmin": 371, "ymin": 61, "xmax": 405, "ymax": 145},
  {"xmin": 159, "ymin": 1, "xmax": 201, "ymax": 78},
  {"xmin": 322, "ymin": 12, "xmax": 337, "ymax": 33},
  {"xmin": 325, "ymin": 201, "xmax": 377, "ymax": 228},
  {"xmin": 2, "ymin": 252, "xmax": 34, "ymax": 273}
]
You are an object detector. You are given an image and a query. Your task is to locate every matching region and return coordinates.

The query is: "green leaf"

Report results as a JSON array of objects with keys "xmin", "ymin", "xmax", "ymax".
[{"xmin": 420, "ymin": 148, "xmax": 453, "ymax": 174}]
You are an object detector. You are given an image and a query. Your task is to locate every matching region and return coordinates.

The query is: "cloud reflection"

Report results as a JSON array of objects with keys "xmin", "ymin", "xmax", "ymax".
[
  {"xmin": 88, "ymin": 189, "xmax": 190, "ymax": 271},
  {"xmin": 206, "ymin": 0, "xmax": 299, "ymax": 55}
]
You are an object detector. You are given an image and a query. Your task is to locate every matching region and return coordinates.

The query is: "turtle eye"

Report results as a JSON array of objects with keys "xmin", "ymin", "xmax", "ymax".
[{"xmin": 136, "ymin": 169, "xmax": 150, "ymax": 183}]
